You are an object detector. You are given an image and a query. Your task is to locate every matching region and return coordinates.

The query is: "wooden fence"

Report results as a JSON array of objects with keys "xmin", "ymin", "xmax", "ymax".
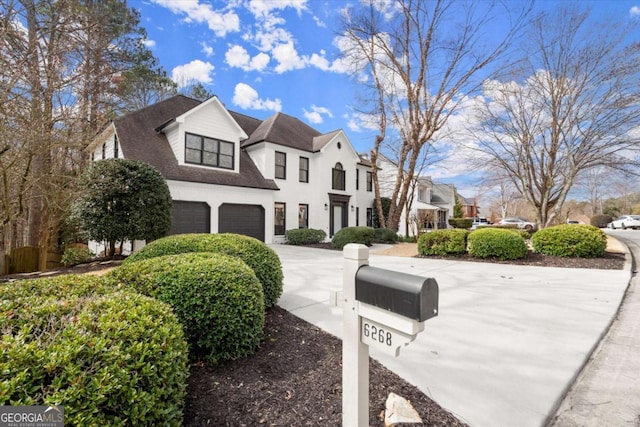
[{"xmin": 2, "ymin": 247, "xmax": 63, "ymax": 275}]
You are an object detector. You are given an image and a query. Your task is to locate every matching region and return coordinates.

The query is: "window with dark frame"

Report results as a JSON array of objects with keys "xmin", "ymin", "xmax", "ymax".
[
  {"xmin": 102, "ymin": 143, "xmax": 106, "ymax": 159},
  {"xmin": 356, "ymin": 207, "xmax": 360, "ymax": 226},
  {"xmin": 332, "ymin": 162, "xmax": 345, "ymax": 190},
  {"xmin": 275, "ymin": 151, "xmax": 287, "ymax": 179},
  {"xmin": 366, "ymin": 171, "xmax": 373, "ymax": 192},
  {"xmin": 114, "ymin": 134, "xmax": 119, "ymax": 159},
  {"xmin": 298, "ymin": 204, "xmax": 308, "ymax": 228},
  {"xmin": 185, "ymin": 132, "xmax": 234, "ymax": 169},
  {"xmin": 366, "ymin": 208, "xmax": 373, "ymax": 227},
  {"xmin": 356, "ymin": 169, "xmax": 360, "ymax": 190},
  {"xmin": 275, "ymin": 202, "xmax": 286, "ymax": 235},
  {"xmin": 299, "ymin": 156, "xmax": 309, "ymax": 182}
]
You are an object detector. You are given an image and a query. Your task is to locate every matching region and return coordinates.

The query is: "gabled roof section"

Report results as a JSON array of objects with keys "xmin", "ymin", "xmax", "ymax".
[
  {"xmin": 229, "ymin": 110, "xmax": 263, "ymax": 138},
  {"xmin": 312, "ymin": 130, "xmax": 340, "ymax": 152},
  {"xmin": 241, "ymin": 112, "xmax": 322, "ymax": 152},
  {"xmin": 111, "ymin": 95, "xmax": 278, "ymax": 190},
  {"xmin": 175, "ymin": 96, "xmax": 248, "ymax": 140}
]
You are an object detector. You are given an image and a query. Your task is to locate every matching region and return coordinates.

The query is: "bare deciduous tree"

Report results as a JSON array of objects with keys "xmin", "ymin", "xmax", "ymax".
[
  {"xmin": 470, "ymin": 6, "xmax": 640, "ymax": 228},
  {"xmin": 340, "ymin": 0, "xmax": 530, "ymax": 231}
]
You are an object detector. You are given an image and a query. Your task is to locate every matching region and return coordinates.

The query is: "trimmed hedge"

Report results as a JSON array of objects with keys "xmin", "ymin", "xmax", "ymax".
[
  {"xmin": 331, "ymin": 226, "xmax": 375, "ymax": 249},
  {"xmin": 285, "ymin": 228, "xmax": 327, "ymax": 245},
  {"xmin": 448, "ymin": 218, "xmax": 473, "ymax": 229},
  {"xmin": 418, "ymin": 229, "xmax": 468, "ymax": 255},
  {"xmin": 374, "ymin": 228, "xmax": 398, "ymax": 243},
  {"xmin": 467, "ymin": 228, "xmax": 528, "ymax": 260},
  {"xmin": 531, "ymin": 224, "xmax": 607, "ymax": 257},
  {"xmin": 124, "ymin": 233, "xmax": 282, "ymax": 308},
  {"xmin": 0, "ymin": 275, "xmax": 188, "ymax": 426},
  {"xmin": 108, "ymin": 252, "xmax": 265, "ymax": 362},
  {"xmin": 591, "ymin": 214, "xmax": 613, "ymax": 228}
]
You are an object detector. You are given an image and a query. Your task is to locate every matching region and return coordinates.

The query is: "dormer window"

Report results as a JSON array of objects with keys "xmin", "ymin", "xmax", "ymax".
[
  {"xmin": 185, "ymin": 132, "xmax": 234, "ymax": 169},
  {"xmin": 332, "ymin": 162, "xmax": 345, "ymax": 190}
]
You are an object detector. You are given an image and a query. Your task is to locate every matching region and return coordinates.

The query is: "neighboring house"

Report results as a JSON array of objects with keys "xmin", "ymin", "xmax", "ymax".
[
  {"xmin": 458, "ymin": 195, "xmax": 479, "ymax": 218},
  {"xmin": 375, "ymin": 155, "xmax": 455, "ymax": 237},
  {"xmin": 87, "ymin": 95, "xmax": 375, "ymax": 246}
]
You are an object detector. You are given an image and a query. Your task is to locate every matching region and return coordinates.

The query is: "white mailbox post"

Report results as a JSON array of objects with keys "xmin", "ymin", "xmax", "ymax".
[{"xmin": 342, "ymin": 244, "xmax": 439, "ymax": 427}]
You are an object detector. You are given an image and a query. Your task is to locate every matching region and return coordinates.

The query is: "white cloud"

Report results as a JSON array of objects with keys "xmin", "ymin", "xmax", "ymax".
[
  {"xmin": 303, "ymin": 105, "xmax": 333, "ymax": 124},
  {"xmin": 248, "ymin": 0, "xmax": 308, "ymax": 18},
  {"xmin": 631, "ymin": 6, "xmax": 640, "ymax": 17},
  {"xmin": 313, "ymin": 15, "xmax": 326, "ymax": 28},
  {"xmin": 171, "ymin": 60, "xmax": 215, "ymax": 88},
  {"xmin": 272, "ymin": 42, "xmax": 306, "ymax": 73},
  {"xmin": 151, "ymin": 0, "xmax": 240, "ymax": 36},
  {"xmin": 225, "ymin": 45, "xmax": 270, "ymax": 71},
  {"xmin": 143, "ymin": 39, "xmax": 156, "ymax": 48},
  {"xmin": 201, "ymin": 42, "xmax": 213, "ymax": 57},
  {"xmin": 232, "ymin": 83, "xmax": 282, "ymax": 111}
]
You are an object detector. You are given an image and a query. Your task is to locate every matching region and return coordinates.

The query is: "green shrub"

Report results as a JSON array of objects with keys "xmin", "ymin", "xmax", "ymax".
[
  {"xmin": 467, "ymin": 228, "xmax": 528, "ymax": 260},
  {"xmin": 374, "ymin": 228, "xmax": 398, "ymax": 243},
  {"xmin": 531, "ymin": 224, "xmax": 607, "ymax": 257},
  {"xmin": 0, "ymin": 275, "xmax": 188, "ymax": 426},
  {"xmin": 448, "ymin": 218, "xmax": 473, "ymax": 229},
  {"xmin": 125, "ymin": 233, "xmax": 282, "ymax": 308},
  {"xmin": 108, "ymin": 252, "xmax": 265, "ymax": 362},
  {"xmin": 285, "ymin": 228, "xmax": 327, "ymax": 245},
  {"xmin": 418, "ymin": 229, "xmax": 468, "ymax": 255},
  {"xmin": 61, "ymin": 246, "xmax": 92, "ymax": 266},
  {"xmin": 591, "ymin": 214, "xmax": 613, "ymax": 228},
  {"xmin": 331, "ymin": 226, "xmax": 375, "ymax": 249}
]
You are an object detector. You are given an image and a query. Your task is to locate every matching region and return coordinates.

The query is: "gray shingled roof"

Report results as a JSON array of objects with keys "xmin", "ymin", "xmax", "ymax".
[
  {"xmin": 113, "ymin": 95, "xmax": 279, "ymax": 190},
  {"xmin": 241, "ymin": 112, "xmax": 323, "ymax": 152}
]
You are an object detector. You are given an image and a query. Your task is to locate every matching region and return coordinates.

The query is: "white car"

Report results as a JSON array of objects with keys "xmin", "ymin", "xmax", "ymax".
[
  {"xmin": 499, "ymin": 217, "xmax": 536, "ymax": 231},
  {"xmin": 609, "ymin": 215, "xmax": 640, "ymax": 230}
]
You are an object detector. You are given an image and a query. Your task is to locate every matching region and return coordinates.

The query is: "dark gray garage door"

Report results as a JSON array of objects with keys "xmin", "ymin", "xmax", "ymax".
[
  {"xmin": 219, "ymin": 203, "xmax": 265, "ymax": 241},
  {"xmin": 169, "ymin": 201, "xmax": 211, "ymax": 235}
]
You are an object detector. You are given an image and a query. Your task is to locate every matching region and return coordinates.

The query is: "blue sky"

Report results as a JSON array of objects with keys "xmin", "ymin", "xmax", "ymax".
[{"xmin": 134, "ymin": 0, "xmax": 640, "ymax": 197}]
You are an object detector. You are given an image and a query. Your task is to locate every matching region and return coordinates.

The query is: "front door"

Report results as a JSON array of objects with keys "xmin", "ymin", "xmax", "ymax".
[{"xmin": 330, "ymin": 201, "xmax": 348, "ymax": 236}]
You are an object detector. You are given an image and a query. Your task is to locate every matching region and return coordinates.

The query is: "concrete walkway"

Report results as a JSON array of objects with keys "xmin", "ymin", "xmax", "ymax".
[
  {"xmin": 549, "ymin": 235, "xmax": 640, "ymax": 427},
  {"xmin": 272, "ymin": 243, "xmax": 632, "ymax": 427}
]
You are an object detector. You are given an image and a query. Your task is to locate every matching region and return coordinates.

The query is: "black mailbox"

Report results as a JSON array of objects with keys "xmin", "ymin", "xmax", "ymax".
[{"xmin": 355, "ymin": 265, "xmax": 438, "ymax": 322}]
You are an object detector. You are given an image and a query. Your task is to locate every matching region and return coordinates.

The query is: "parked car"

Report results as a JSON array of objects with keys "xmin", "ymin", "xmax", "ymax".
[
  {"xmin": 470, "ymin": 217, "xmax": 491, "ymax": 230},
  {"xmin": 499, "ymin": 217, "xmax": 536, "ymax": 231},
  {"xmin": 608, "ymin": 215, "xmax": 640, "ymax": 230}
]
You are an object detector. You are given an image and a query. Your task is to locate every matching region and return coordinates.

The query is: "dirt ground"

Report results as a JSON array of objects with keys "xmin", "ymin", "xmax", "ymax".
[{"xmin": 184, "ymin": 306, "xmax": 467, "ymax": 427}]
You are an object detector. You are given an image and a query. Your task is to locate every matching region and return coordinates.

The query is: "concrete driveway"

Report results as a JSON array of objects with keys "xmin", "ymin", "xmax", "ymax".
[{"xmin": 272, "ymin": 243, "xmax": 631, "ymax": 427}]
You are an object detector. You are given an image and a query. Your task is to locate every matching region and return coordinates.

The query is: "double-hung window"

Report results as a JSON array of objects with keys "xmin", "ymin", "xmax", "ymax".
[
  {"xmin": 185, "ymin": 132, "xmax": 234, "ymax": 169},
  {"xmin": 299, "ymin": 157, "xmax": 309, "ymax": 182},
  {"xmin": 332, "ymin": 162, "xmax": 345, "ymax": 190},
  {"xmin": 298, "ymin": 204, "xmax": 308, "ymax": 228},
  {"xmin": 366, "ymin": 171, "xmax": 373, "ymax": 192},
  {"xmin": 114, "ymin": 134, "xmax": 119, "ymax": 159},
  {"xmin": 275, "ymin": 203, "xmax": 286, "ymax": 235},
  {"xmin": 275, "ymin": 151, "xmax": 287, "ymax": 179}
]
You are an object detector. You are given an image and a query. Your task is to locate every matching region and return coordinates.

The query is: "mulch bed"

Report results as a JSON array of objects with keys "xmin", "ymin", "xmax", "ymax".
[{"xmin": 184, "ymin": 306, "xmax": 466, "ymax": 426}]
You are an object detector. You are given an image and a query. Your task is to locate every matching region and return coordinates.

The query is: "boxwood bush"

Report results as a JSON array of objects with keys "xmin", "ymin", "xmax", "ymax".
[
  {"xmin": 108, "ymin": 252, "xmax": 265, "ymax": 362},
  {"xmin": 125, "ymin": 233, "xmax": 282, "ymax": 308},
  {"xmin": 467, "ymin": 228, "xmax": 528, "ymax": 260},
  {"xmin": 591, "ymin": 214, "xmax": 613, "ymax": 228},
  {"xmin": 374, "ymin": 228, "xmax": 398, "ymax": 243},
  {"xmin": 448, "ymin": 218, "xmax": 473, "ymax": 229},
  {"xmin": 532, "ymin": 224, "xmax": 607, "ymax": 257},
  {"xmin": 285, "ymin": 228, "xmax": 327, "ymax": 245},
  {"xmin": 0, "ymin": 275, "xmax": 189, "ymax": 426},
  {"xmin": 418, "ymin": 229, "xmax": 468, "ymax": 255},
  {"xmin": 331, "ymin": 226, "xmax": 375, "ymax": 249}
]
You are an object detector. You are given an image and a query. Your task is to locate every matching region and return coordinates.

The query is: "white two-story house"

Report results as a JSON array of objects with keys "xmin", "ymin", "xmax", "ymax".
[
  {"xmin": 87, "ymin": 95, "xmax": 375, "ymax": 244},
  {"xmin": 375, "ymin": 154, "xmax": 455, "ymax": 237}
]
